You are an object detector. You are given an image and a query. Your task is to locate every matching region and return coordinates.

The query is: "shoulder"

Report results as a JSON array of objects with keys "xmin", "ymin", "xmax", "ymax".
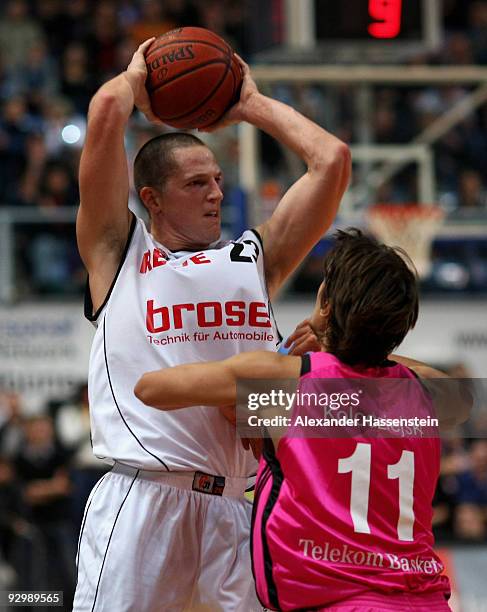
[{"xmin": 234, "ymin": 228, "xmax": 263, "ymax": 250}]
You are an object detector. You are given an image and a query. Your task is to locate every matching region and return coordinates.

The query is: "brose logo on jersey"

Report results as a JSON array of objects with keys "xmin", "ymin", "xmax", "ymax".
[{"xmin": 146, "ymin": 299, "xmax": 272, "ymax": 333}]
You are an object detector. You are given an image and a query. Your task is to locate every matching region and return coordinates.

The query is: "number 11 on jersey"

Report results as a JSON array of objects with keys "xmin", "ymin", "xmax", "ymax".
[{"xmin": 338, "ymin": 442, "xmax": 415, "ymax": 542}]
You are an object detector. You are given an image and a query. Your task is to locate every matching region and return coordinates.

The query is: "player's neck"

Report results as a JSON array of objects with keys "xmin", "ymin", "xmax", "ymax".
[{"xmin": 150, "ymin": 225, "xmax": 211, "ymax": 253}]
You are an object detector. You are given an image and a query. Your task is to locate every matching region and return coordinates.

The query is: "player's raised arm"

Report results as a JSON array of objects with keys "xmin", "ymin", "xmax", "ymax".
[
  {"xmin": 134, "ymin": 351, "xmax": 300, "ymax": 410},
  {"xmin": 206, "ymin": 58, "xmax": 351, "ymax": 298},
  {"xmin": 77, "ymin": 38, "xmax": 161, "ymax": 312},
  {"xmin": 253, "ymin": 101, "xmax": 351, "ymax": 297},
  {"xmin": 391, "ymin": 354, "xmax": 473, "ymax": 429},
  {"xmin": 389, "ymin": 354, "xmax": 449, "ymax": 378}
]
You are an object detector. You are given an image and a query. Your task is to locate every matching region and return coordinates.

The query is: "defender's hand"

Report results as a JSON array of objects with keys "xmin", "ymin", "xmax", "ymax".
[
  {"xmin": 124, "ymin": 38, "xmax": 163, "ymax": 125},
  {"xmin": 285, "ymin": 318, "xmax": 322, "ymax": 356},
  {"xmin": 241, "ymin": 437, "xmax": 263, "ymax": 460},
  {"xmin": 219, "ymin": 405, "xmax": 262, "ymax": 459}
]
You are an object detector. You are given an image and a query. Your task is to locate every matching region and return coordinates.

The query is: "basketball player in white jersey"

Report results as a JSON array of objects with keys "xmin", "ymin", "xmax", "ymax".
[{"xmin": 73, "ymin": 37, "xmax": 350, "ymax": 612}]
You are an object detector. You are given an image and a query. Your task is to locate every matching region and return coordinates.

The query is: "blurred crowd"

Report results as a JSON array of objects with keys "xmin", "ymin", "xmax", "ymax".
[
  {"xmin": 0, "ymin": 383, "xmax": 107, "ymax": 600},
  {"xmin": 0, "ymin": 0, "xmax": 251, "ymax": 206},
  {"xmin": 0, "ymin": 0, "xmax": 486, "ymax": 299},
  {"xmin": 0, "ymin": 0, "xmax": 253, "ymax": 298},
  {"xmin": 262, "ymin": 1, "xmax": 487, "ymax": 213},
  {"xmin": 432, "ymin": 365, "xmax": 487, "ymax": 544}
]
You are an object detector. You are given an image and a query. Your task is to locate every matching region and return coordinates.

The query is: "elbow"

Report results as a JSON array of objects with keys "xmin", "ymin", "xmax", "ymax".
[
  {"xmin": 334, "ymin": 143, "xmax": 352, "ymax": 190},
  {"xmin": 88, "ymin": 93, "xmax": 127, "ymax": 129},
  {"xmin": 328, "ymin": 143, "xmax": 352, "ymax": 179},
  {"xmin": 337, "ymin": 143, "xmax": 352, "ymax": 181},
  {"xmin": 134, "ymin": 376, "xmax": 152, "ymax": 406},
  {"xmin": 311, "ymin": 142, "xmax": 352, "ymax": 187}
]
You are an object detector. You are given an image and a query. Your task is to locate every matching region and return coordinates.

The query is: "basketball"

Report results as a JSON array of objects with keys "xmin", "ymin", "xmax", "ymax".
[{"xmin": 144, "ymin": 27, "xmax": 243, "ymax": 129}]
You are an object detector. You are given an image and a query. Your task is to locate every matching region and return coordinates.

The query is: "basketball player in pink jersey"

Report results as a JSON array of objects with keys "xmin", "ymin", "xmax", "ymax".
[
  {"xmin": 74, "ymin": 36, "xmax": 350, "ymax": 612},
  {"xmin": 135, "ymin": 229, "xmax": 457, "ymax": 611}
]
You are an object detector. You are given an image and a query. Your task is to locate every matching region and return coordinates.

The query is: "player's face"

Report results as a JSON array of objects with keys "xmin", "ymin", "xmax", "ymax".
[{"xmin": 161, "ymin": 146, "xmax": 224, "ymax": 247}]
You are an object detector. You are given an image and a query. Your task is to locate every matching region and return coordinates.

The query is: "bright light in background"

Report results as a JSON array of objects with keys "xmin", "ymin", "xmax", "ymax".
[
  {"xmin": 61, "ymin": 124, "xmax": 81, "ymax": 144},
  {"xmin": 435, "ymin": 262, "xmax": 470, "ymax": 290}
]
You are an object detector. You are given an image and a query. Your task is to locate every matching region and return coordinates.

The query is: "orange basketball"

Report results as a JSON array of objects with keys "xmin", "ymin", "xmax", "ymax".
[{"xmin": 145, "ymin": 27, "xmax": 242, "ymax": 129}]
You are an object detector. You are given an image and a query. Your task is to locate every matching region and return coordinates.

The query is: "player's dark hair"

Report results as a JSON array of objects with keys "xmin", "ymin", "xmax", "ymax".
[
  {"xmin": 133, "ymin": 132, "xmax": 208, "ymax": 201},
  {"xmin": 320, "ymin": 228, "xmax": 418, "ymax": 367}
]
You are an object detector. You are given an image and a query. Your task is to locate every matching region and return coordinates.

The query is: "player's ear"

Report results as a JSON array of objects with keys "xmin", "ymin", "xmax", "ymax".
[
  {"xmin": 139, "ymin": 186, "xmax": 163, "ymax": 217},
  {"xmin": 319, "ymin": 301, "xmax": 330, "ymax": 323},
  {"xmin": 316, "ymin": 283, "xmax": 330, "ymax": 318},
  {"xmin": 319, "ymin": 303, "xmax": 330, "ymax": 316}
]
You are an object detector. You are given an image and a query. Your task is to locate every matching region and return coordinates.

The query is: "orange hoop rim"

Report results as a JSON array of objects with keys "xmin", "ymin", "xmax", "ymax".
[{"xmin": 367, "ymin": 203, "xmax": 444, "ymax": 220}]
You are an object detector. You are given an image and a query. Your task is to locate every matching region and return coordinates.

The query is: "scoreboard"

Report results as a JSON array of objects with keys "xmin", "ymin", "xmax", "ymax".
[
  {"xmin": 314, "ymin": 0, "xmax": 436, "ymax": 44},
  {"xmin": 315, "ymin": 0, "xmax": 420, "ymax": 41}
]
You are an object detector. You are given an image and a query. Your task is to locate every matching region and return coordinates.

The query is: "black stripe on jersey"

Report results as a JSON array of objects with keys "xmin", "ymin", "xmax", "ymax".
[
  {"xmin": 84, "ymin": 213, "xmax": 137, "ymax": 322},
  {"xmin": 258, "ymin": 438, "xmax": 284, "ymax": 610},
  {"xmin": 249, "ymin": 228, "xmax": 263, "ymax": 247},
  {"xmin": 300, "ymin": 353, "xmax": 311, "ymax": 376},
  {"xmin": 91, "ymin": 469, "xmax": 139, "ymax": 612},
  {"xmin": 384, "ymin": 362, "xmax": 435, "ymax": 402},
  {"xmin": 249, "ymin": 228, "xmax": 284, "ymax": 346},
  {"xmin": 249, "ymin": 462, "xmax": 272, "ymax": 606},
  {"xmin": 103, "ymin": 317, "xmax": 170, "ymax": 471}
]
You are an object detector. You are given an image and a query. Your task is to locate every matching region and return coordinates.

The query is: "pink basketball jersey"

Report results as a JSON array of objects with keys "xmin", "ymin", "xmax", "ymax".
[{"xmin": 251, "ymin": 352, "xmax": 450, "ymax": 611}]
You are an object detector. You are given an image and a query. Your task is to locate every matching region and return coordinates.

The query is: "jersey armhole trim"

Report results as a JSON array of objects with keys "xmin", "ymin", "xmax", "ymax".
[
  {"xmin": 249, "ymin": 228, "xmax": 284, "ymax": 346},
  {"xmin": 84, "ymin": 213, "xmax": 137, "ymax": 322},
  {"xmin": 300, "ymin": 353, "xmax": 311, "ymax": 376},
  {"xmin": 249, "ymin": 227, "xmax": 263, "ymax": 248}
]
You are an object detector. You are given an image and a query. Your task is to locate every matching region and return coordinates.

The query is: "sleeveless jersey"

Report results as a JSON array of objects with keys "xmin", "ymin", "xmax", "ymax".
[
  {"xmin": 252, "ymin": 351, "xmax": 450, "ymax": 611},
  {"xmin": 86, "ymin": 215, "xmax": 280, "ymax": 475}
]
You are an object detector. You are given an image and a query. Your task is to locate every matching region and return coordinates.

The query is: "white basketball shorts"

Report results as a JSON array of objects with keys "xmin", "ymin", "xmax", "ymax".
[{"xmin": 73, "ymin": 463, "xmax": 262, "ymax": 612}]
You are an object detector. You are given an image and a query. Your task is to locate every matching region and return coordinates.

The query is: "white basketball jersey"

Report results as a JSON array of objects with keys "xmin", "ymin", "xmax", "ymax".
[{"xmin": 86, "ymin": 216, "xmax": 280, "ymax": 476}]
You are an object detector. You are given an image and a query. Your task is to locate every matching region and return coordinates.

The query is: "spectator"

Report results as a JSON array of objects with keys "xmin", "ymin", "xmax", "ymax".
[
  {"xmin": 28, "ymin": 229, "xmax": 80, "ymax": 294},
  {"xmin": 63, "ymin": 0, "xmax": 92, "ymax": 49},
  {"xmin": 457, "ymin": 169, "xmax": 487, "ymax": 210},
  {"xmin": 433, "ymin": 435, "xmax": 469, "ymax": 541},
  {"xmin": 38, "ymin": 161, "xmax": 78, "ymax": 208},
  {"xmin": 60, "ymin": 45, "xmax": 93, "ymax": 110},
  {"xmin": 113, "ymin": 37, "xmax": 137, "ymax": 78},
  {"xmin": 223, "ymin": 0, "xmax": 248, "ymax": 55},
  {"xmin": 0, "ymin": 456, "xmax": 25, "ymax": 587},
  {"xmin": 14, "ymin": 415, "xmax": 76, "ymax": 596},
  {"xmin": 0, "ymin": 50, "xmax": 16, "ymax": 102},
  {"xmin": 17, "ymin": 132, "xmax": 48, "ymax": 205},
  {"xmin": 198, "ymin": 0, "xmax": 228, "ymax": 42},
  {"xmin": 127, "ymin": 0, "xmax": 176, "ymax": 46},
  {"xmin": 0, "ymin": 392, "xmax": 23, "ymax": 459},
  {"xmin": 454, "ymin": 440, "xmax": 487, "ymax": 541},
  {"xmin": 0, "ymin": 95, "xmax": 40, "ymax": 204},
  {"xmin": 443, "ymin": 32, "xmax": 475, "ymax": 64},
  {"xmin": 0, "ymin": 0, "xmax": 45, "ymax": 70},
  {"xmin": 117, "ymin": 0, "xmax": 141, "ymax": 32},
  {"xmin": 41, "ymin": 96, "xmax": 79, "ymax": 157},
  {"xmin": 33, "ymin": 0, "xmax": 66, "ymax": 54},
  {"xmin": 13, "ymin": 41, "xmax": 59, "ymax": 112},
  {"xmin": 55, "ymin": 383, "xmax": 108, "ymax": 528},
  {"xmin": 84, "ymin": 1, "xmax": 125, "ymax": 83},
  {"xmin": 468, "ymin": 1, "xmax": 487, "ymax": 64}
]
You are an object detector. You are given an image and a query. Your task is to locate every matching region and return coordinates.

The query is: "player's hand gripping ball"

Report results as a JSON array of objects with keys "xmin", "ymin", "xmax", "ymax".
[{"xmin": 145, "ymin": 27, "xmax": 243, "ymax": 129}]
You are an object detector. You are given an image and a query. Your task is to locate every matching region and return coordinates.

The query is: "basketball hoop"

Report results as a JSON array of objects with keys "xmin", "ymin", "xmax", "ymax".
[{"xmin": 366, "ymin": 204, "xmax": 445, "ymax": 279}]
